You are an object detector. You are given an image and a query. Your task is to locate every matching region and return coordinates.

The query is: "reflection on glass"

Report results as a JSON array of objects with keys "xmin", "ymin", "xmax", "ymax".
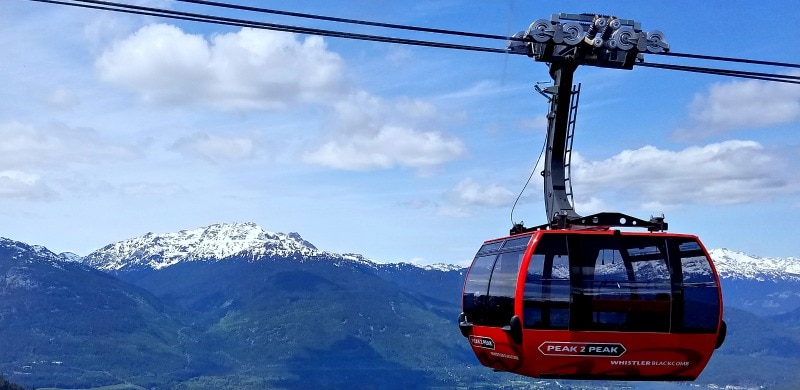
[
  {"xmin": 678, "ymin": 239, "xmax": 719, "ymax": 333},
  {"xmin": 524, "ymin": 235, "xmax": 570, "ymax": 329}
]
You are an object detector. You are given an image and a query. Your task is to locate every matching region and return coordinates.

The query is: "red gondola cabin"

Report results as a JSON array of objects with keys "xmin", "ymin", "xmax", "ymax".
[{"xmin": 458, "ymin": 230, "xmax": 726, "ymax": 381}]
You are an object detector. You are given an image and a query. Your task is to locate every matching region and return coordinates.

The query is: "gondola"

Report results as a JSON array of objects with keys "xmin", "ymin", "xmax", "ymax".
[
  {"xmin": 458, "ymin": 13, "xmax": 726, "ymax": 381},
  {"xmin": 459, "ymin": 228, "xmax": 725, "ymax": 380}
]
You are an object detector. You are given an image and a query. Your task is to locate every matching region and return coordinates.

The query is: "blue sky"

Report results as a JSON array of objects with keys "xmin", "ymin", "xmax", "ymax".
[{"xmin": 2, "ymin": 0, "xmax": 799, "ymax": 266}]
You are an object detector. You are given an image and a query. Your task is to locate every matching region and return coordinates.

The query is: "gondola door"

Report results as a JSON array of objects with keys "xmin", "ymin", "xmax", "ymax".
[
  {"xmin": 517, "ymin": 232, "xmax": 576, "ymax": 378},
  {"xmin": 461, "ymin": 235, "xmax": 532, "ymax": 372}
]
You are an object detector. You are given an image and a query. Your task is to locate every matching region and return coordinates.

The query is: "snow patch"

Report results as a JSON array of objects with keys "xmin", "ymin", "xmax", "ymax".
[
  {"xmin": 709, "ymin": 248, "xmax": 800, "ymax": 282},
  {"xmin": 82, "ymin": 222, "xmax": 326, "ymax": 271}
]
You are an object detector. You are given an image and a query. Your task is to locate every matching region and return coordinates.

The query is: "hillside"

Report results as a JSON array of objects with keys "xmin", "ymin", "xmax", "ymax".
[
  {"xmin": 3, "ymin": 223, "xmax": 800, "ymax": 388},
  {"xmin": 112, "ymin": 258, "xmax": 472, "ymax": 388},
  {"xmin": 700, "ymin": 307, "xmax": 800, "ymax": 388},
  {"xmin": 2, "ymin": 227, "xmax": 487, "ymax": 389},
  {"xmin": 0, "ymin": 239, "xmax": 194, "ymax": 388}
]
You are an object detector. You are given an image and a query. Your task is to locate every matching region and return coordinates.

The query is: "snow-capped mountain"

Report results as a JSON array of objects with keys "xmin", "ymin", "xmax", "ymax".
[
  {"xmin": 82, "ymin": 222, "xmax": 329, "ymax": 271},
  {"xmin": 80, "ymin": 222, "xmax": 467, "ymax": 275},
  {"xmin": 0, "ymin": 238, "xmax": 55, "ymax": 261},
  {"xmin": 0, "ymin": 237, "xmax": 80, "ymax": 265},
  {"xmin": 706, "ymin": 248, "xmax": 800, "ymax": 316},
  {"xmin": 709, "ymin": 248, "xmax": 800, "ymax": 282},
  {"xmin": 79, "ymin": 222, "xmax": 800, "ymax": 284}
]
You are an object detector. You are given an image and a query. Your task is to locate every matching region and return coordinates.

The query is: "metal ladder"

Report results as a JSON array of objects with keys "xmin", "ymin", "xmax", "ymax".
[{"xmin": 564, "ymin": 83, "xmax": 581, "ymax": 210}]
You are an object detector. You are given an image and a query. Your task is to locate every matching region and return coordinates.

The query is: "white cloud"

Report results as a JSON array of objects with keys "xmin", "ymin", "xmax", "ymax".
[
  {"xmin": 331, "ymin": 91, "xmax": 439, "ymax": 133},
  {"xmin": 515, "ymin": 114, "xmax": 548, "ymax": 131},
  {"xmin": 573, "ymin": 140, "xmax": 796, "ymax": 207},
  {"xmin": 303, "ymin": 91, "xmax": 465, "ymax": 171},
  {"xmin": 385, "ymin": 46, "xmax": 413, "ymax": 64},
  {"xmin": 95, "ymin": 25, "xmax": 462, "ymax": 172},
  {"xmin": 0, "ymin": 121, "xmax": 138, "ymax": 169},
  {"xmin": 437, "ymin": 204, "xmax": 470, "ymax": 218},
  {"xmin": 0, "ymin": 171, "xmax": 57, "ymax": 200},
  {"xmin": 172, "ymin": 132, "xmax": 262, "ymax": 163},
  {"xmin": 400, "ymin": 198, "xmax": 434, "ymax": 210},
  {"xmin": 573, "ymin": 196, "xmax": 609, "ymax": 215},
  {"xmin": 120, "ymin": 182, "xmax": 186, "ymax": 197},
  {"xmin": 96, "ymin": 24, "xmax": 345, "ymax": 110},
  {"xmin": 0, "ymin": 121, "xmax": 140, "ymax": 200},
  {"xmin": 436, "ymin": 80, "xmax": 522, "ymax": 100},
  {"xmin": 45, "ymin": 86, "xmax": 79, "ymax": 110},
  {"xmin": 304, "ymin": 125, "xmax": 465, "ymax": 170},
  {"xmin": 447, "ymin": 178, "xmax": 516, "ymax": 208},
  {"xmin": 675, "ymin": 74, "xmax": 800, "ymax": 138}
]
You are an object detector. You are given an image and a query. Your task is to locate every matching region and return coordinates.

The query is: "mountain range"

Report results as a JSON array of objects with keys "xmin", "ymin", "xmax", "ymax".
[
  {"xmin": 2, "ymin": 222, "xmax": 799, "ymax": 389},
  {"xmin": 78, "ymin": 222, "xmax": 800, "ymax": 279}
]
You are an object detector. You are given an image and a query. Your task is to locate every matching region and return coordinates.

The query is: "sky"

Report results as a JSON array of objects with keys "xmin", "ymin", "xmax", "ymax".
[{"xmin": 1, "ymin": 0, "xmax": 799, "ymax": 266}]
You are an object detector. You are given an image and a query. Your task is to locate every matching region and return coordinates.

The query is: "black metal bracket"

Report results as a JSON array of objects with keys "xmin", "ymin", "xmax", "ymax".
[{"xmin": 510, "ymin": 212, "xmax": 668, "ymax": 235}]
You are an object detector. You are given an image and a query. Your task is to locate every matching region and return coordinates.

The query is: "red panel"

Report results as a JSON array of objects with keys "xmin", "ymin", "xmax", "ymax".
[
  {"xmin": 517, "ymin": 330, "xmax": 715, "ymax": 380},
  {"xmin": 467, "ymin": 326, "xmax": 716, "ymax": 380}
]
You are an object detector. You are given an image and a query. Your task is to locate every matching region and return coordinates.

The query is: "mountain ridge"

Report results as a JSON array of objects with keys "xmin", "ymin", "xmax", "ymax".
[
  {"xmin": 74, "ymin": 222, "xmax": 800, "ymax": 282},
  {"xmin": 79, "ymin": 222, "xmax": 467, "ymax": 276},
  {"xmin": 81, "ymin": 222, "xmax": 328, "ymax": 271},
  {"xmin": 4, "ymin": 222, "xmax": 798, "ymax": 284},
  {"xmin": 709, "ymin": 248, "xmax": 800, "ymax": 282}
]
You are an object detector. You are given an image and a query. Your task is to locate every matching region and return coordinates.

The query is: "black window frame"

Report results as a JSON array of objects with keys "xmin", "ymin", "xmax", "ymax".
[
  {"xmin": 519, "ymin": 233, "xmax": 720, "ymax": 334},
  {"xmin": 462, "ymin": 235, "xmax": 531, "ymax": 327}
]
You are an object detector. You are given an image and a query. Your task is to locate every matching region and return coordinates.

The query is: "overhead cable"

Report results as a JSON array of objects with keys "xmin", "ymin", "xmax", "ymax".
[
  {"xmin": 659, "ymin": 52, "xmax": 800, "ymax": 70},
  {"xmin": 27, "ymin": 0, "xmax": 800, "ymax": 85},
  {"xmin": 175, "ymin": 0, "xmax": 800, "ymax": 71},
  {"xmin": 638, "ymin": 62, "xmax": 800, "ymax": 85},
  {"xmin": 173, "ymin": 0, "xmax": 514, "ymax": 42},
  {"xmin": 31, "ymin": 0, "xmax": 509, "ymax": 54}
]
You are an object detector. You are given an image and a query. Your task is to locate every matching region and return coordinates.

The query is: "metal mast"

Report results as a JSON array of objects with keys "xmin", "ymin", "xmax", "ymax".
[
  {"xmin": 509, "ymin": 13, "xmax": 670, "ymax": 233},
  {"xmin": 542, "ymin": 62, "xmax": 580, "ymax": 227}
]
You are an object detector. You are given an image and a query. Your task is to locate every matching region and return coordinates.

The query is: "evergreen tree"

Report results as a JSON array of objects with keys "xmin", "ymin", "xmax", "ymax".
[{"xmin": 0, "ymin": 375, "xmax": 28, "ymax": 390}]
